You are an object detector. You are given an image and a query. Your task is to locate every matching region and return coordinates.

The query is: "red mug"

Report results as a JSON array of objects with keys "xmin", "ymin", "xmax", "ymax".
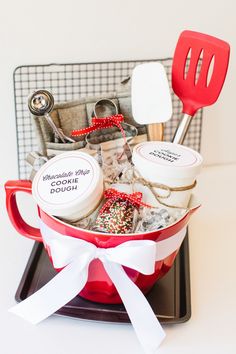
[{"xmin": 5, "ymin": 179, "xmax": 198, "ymax": 304}]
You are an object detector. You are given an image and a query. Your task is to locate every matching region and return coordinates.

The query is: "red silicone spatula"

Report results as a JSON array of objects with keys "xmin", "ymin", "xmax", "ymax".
[{"xmin": 172, "ymin": 30, "xmax": 230, "ymax": 144}]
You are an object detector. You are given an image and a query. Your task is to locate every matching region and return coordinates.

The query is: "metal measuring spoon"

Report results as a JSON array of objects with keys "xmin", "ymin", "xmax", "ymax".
[
  {"xmin": 93, "ymin": 98, "xmax": 119, "ymax": 118},
  {"xmin": 28, "ymin": 90, "xmax": 75, "ymax": 143}
]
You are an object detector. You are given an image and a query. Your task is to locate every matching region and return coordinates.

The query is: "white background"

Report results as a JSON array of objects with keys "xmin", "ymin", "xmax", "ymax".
[
  {"xmin": 0, "ymin": 0, "xmax": 235, "ymax": 181},
  {"xmin": 0, "ymin": 1, "xmax": 236, "ymax": 353}
]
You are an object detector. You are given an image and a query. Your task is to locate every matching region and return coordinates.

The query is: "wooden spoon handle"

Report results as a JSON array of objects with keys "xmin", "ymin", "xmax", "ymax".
[{"xmin": 147, "ymin": 123, "xmax": 164, "ymax": 141}]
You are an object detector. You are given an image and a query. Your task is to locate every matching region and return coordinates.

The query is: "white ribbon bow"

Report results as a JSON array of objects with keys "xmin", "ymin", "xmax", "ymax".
[{"xmin": 10, "ymin": 222, "xmax": 187, "ymax": 354}]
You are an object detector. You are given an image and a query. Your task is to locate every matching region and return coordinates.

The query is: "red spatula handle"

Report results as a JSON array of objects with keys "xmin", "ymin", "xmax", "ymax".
[{"xmin": 172, "ymin": 114, "xmax": 192, "ymax": 144}]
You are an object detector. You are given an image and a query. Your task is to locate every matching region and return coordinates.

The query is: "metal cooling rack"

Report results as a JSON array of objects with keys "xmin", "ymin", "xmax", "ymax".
[{"xmin": 13, "ymin": 59, "xmax": 202, "ymax": 179}]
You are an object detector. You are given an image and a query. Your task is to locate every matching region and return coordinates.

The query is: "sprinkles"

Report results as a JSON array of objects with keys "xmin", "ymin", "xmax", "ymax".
[
  {"xmin": 93, "ymin": 188, "xmax": 150, "ymax": 234},
  {"xmin": 94, "ymin": 199, "xmax": 135, "ymax": 234}
]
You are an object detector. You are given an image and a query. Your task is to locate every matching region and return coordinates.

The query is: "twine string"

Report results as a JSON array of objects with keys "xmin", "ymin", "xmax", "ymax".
[{"xmin": 105, "ymin": 167, "xmax": 196, "ymax": 210}]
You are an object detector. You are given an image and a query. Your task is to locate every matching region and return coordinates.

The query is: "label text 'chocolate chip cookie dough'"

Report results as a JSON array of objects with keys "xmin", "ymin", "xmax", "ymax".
[{"xmin": 32, "ymin": 152, "xmax": 103, "ymax": 221}]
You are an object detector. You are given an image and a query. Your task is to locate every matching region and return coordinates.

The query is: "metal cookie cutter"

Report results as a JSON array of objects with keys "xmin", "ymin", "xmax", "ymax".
[
  {"xmin": 86, "ymin": 98, "xmax": 138, "ymax": 146},
  {"xmin": 85, "ymin": 98, "xmax": 137, "ymax": 169},
  {"xmin": 28, "ymin": 90, "xmax": 75, "ymax": 143}
]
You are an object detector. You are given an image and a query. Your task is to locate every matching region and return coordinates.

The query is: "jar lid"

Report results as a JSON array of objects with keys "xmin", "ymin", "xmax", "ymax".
[
  {"xmin": 132, "ymin": 141, "xmax": 203, "ymax": 180},
  {"xmin": 32, "ymin": 151, "xmax": 103, "ymax": 219}
]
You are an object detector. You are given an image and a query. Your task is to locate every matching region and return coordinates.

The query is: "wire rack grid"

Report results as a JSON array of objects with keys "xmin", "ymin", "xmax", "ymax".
[{"xmin": 13, "ymin": 59, "xmax": 202, "ymax": 179}]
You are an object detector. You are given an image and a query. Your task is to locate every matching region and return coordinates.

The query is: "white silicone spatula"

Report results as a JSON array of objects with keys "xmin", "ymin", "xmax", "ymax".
[{"xmin": 131, "ymin": 62, "xmax": 172, "ymax": 141}]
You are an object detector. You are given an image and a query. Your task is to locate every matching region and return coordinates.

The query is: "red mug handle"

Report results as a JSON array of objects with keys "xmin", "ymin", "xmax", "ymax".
[{"xmin": 5, "ymin": 180, "xmax": 43, "ymax": 242}]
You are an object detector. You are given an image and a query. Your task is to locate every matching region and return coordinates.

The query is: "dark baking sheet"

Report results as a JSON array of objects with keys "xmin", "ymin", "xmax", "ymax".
[{"xmin": 15, "ymin": 234, "xmax": 191, "ymax": 324}]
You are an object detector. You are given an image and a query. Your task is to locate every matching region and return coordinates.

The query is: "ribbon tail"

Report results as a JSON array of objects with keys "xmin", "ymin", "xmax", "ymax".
[
  {"xmin": 103, "ymin": 262, "xmax": 166, "ymax": 354},
  {"xmin": 9, "ymin": 258, "xmax": 90, "ymax": 324}
]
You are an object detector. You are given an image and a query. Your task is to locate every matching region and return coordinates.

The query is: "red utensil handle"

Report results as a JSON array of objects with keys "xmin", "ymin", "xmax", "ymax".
[{"xmin": 5, "ymin": 180, "xmax": 43, "ymax": 242}]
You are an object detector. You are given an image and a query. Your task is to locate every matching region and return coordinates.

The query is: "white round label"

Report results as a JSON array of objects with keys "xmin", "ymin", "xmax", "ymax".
[
  {"xmin": 36, "ymin": 155, "xmax": 95, "ymax": 205},
  {"xmin": 136, "ymin": 142, "xmax": 197, "ymax": 167}
]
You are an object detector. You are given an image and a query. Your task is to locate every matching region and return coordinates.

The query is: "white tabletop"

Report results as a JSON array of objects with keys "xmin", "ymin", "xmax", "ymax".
[{"xmin": 0, "ymin": 163, "xmax": 236, "ymax": 354}]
